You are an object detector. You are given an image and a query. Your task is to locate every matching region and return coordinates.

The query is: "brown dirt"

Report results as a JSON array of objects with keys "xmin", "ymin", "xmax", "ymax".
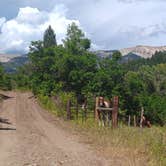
[{"xmin": 0, "ymin": 91, "xmax": 112, "ymax": 166}]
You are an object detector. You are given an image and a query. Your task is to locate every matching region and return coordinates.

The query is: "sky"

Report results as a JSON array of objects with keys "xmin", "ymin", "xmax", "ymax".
[{"xmin": 0, "ymin": 0, "xmax": 166, "ymax": 54}]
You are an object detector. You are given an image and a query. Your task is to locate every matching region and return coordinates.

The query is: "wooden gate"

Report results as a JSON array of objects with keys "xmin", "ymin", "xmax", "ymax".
[{"xmin": 95, "ymin": 96, "xmax": 119, "ymax": 128}]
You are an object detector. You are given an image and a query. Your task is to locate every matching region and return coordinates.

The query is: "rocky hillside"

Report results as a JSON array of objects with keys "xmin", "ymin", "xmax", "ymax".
[
  {"xmin": 120, "ymin": 45, "xmax": 166, "ymax": 58},
  {"xmin": 0, "ymin": 54, "xmax": 22, "ymax": 63}
]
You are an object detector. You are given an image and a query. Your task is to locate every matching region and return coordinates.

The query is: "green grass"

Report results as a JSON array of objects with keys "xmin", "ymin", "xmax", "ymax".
[{"xmin": 37, "ymin": 94, "xmax": 67, "ymax": 118}]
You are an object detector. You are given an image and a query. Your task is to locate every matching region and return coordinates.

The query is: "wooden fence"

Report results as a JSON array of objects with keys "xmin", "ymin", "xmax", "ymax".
[{"xmin": 66, "ymin": 96, "xmax": 119, "ymax": 128}]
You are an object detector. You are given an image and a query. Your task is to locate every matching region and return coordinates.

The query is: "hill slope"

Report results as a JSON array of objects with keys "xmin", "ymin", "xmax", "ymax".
[{"xmin": 120, "ymin": 45, "xmax": 166, "ymax": 58}]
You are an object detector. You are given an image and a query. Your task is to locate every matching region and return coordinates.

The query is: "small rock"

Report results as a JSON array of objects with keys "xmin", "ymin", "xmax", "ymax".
[
  {"xmin": 64, "ymin": 154, "xmax": 68, "ymax": 158},
  {"xmin": 58, "ymin": 161, "xmax": 64, "ymax": 165}
]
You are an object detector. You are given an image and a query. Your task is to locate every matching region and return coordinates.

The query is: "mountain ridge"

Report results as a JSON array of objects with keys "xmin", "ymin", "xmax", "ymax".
[
  {"xmin": 1, "ymin": 45, "xmax": 166, "ymax": 63},
  {"xmin": 1, "ymin": 45, "xmax": 166, "ymax": 72},
  {"xmin": 120, "ymin": 45, "xmax": 166, "ymax": 58}
]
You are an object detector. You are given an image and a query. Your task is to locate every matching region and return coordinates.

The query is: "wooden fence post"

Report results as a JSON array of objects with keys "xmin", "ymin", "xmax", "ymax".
[
  {"xmin": 140, "ymin": 107, "xmax": 144, "ymax": 128},
  {"xmin": 95, "ymin": 97, "xmax": 99, "ymax": 121},
  {"xmin": 67, "ymin": 99, "xmax": 71, "ymax": 120},
  {"xmin": 76, "ymin": 99, "xmax": 79, "ymax": 120},
  {"xmin": 112, "ymin": 96, "xmax": 119, "ymax": 128},
  {"xmin": 134, "ymin": 115, "xmax": 136, "ymax": 127},
  {"xmin": 85, "ymin": 109, "xmax": 87, "ymax": 121},
  {"xmin": 128, "ymin": 115, "xmax": 131, "ymax": 127}
]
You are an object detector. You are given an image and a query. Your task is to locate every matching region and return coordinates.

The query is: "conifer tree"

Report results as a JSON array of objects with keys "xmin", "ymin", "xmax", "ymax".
[{"xmin": 43, "ymin": 25, "xmax": 57, "ymax": 48}]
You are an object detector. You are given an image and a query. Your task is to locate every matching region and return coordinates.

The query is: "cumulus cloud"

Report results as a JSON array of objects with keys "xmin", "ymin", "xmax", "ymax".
[
  {"xmin": 1, "ymin": 0, "xmax": 166, "ymax": 53},
  {"xmin": 0, "ymin": 5, "xmax": 79, "ymax": 53}
]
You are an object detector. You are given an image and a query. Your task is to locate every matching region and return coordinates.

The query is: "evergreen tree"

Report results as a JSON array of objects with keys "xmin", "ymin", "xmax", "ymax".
[{"xmin": 43, "ymin": 25, "xmax": 57, "ymax": 48}]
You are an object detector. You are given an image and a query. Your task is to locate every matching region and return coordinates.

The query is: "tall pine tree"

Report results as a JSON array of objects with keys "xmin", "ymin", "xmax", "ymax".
[{"xmin": 43, "ymin": 25, "xmax": 57, "ymax": 48}]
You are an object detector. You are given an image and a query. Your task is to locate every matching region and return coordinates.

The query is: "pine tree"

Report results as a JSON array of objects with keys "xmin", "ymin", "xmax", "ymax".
[{"xmin": 43, "ymin": 25, "xmax": 57, "ymax": 48}]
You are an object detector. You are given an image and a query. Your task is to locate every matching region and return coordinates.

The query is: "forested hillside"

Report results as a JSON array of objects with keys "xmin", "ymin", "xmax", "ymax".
[{"xmin": 1, "ymin": 23, "xmax": 166, "ymax": 126}]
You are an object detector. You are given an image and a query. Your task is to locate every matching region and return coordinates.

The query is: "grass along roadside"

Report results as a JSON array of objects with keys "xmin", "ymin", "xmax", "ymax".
[
  {"xmin": 37, "ymin": 94, "xmax": 166, "ymax": 166},
  {"xmin": 73, "ymin": 121, "xmax": 166, "ymax": 166}
]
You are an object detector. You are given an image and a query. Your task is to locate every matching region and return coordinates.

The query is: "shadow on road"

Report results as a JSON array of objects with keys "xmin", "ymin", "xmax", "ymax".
[
  {"xmin": 0, "ymin": 128, "xmax": 16, "ymax": 131},
  {"xmin": 28, "ymin": 95, "xmax": 35, "ymax": 99},
  {"xmin": 0, "ymin": 118, "xmax": 16, "ymax": 131},
  {"xmin": 0, "ymin": 94, "xmax": 13, "ymax": 101},
  {"xmin": 0, "ymin": 118, "xmax": 12, "ymax": 125}
]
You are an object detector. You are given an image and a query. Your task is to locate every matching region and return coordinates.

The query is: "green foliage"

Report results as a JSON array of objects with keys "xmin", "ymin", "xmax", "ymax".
[
  {"xmin": 123, "ymin": 71, "xmax": 145, "ymax": 115},
  {"xmin": 38, "ymin": 91, "xmax": 76, "ymax": 118},
  {"xmin": 142, "ymin": 95, "xmax": 166, "ymax": 126},
  {"xmin": 14, "ymin": 64, "xmax": 31, "ymax": 90},
  {"xmin": 38, "ymin": 94, "xmax": 58, "ymax": 115},
  {"xmin": 124, "ymin": 51, "xmax": 166, "ymax": 71},
  {"xmin": 63, "ymin": 22, "xmax": 91, "ymax": 54},
  {"xmin": 87, "ymin": 55, "xmax": 124, "ymax": 99},
  {"xmin": 0, "ymin": 63, "xmax": 12, "ymax": 90},
  {"xmin": 43, "ymin": 25, "xmax": 57, "ymax": 48},
  {"xmin": 112, "ymin": 51, "xmax": 122, "ymax": 61},
  {"xmin": 123, "ymin": 64, "xmax": 166, "ymax": 124},
  {"xmin": 28, "ymin": 23, "xmax": 96, "ymax": 98}
]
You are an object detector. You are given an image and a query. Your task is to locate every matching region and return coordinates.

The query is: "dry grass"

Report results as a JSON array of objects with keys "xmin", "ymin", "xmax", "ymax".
[
  {"xmin": 38, "ymin": 94, "xmax": 166, "ymax": 166},
  {"xmin": 72, "ymin": 120, "xmax": 166, "ymax": 166}
]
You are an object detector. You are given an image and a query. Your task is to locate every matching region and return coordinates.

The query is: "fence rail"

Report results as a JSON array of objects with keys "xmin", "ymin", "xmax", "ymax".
[{"xmin": 96, "ymin": 107, "xmax": 113, "ymax": 111}]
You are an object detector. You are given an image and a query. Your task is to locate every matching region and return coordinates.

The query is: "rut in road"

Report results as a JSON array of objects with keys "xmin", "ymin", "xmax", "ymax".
[{"xmin": 0, "ymin": 92, "xmax": 112, "ymax": 166}]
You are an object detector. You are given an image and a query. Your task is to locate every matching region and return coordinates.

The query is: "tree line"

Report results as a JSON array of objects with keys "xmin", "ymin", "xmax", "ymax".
[{"xmin": 1, "ymin": 23, "xmax": 166, "ymax": 125}]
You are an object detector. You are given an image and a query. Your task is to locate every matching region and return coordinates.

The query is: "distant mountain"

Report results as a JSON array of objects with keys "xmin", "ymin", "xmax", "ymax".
[
  {"xmin": 1, "ymin": 54, "xmax": 28, "ymax": 73},
  {"xmin": 0, "ymin": 54, "xmax": 22, "ymax": 63},
  {"xmin": 1, "ymin": 45, "xmax": 166, "ymax": 72},
  {"xmin": 94, "ymin": 50, "xmax": 142, "ymax": 62},
  {"xmin": 94, "ymin": 45, "xmax": 166, "ymax": 60},
  {"xmin": 120, "ymin": 53, "xmax": 142, "ymax": 63},
  {"xmin": 94, "ymin": 50, "xmax": 117, "ymax": 58},
  {"xmin": 120, "ymin": 45, "xmax": 166, "ymax": 58}
]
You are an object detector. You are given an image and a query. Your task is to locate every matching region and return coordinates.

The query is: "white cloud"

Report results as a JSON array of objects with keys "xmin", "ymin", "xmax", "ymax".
[
  {"xmin": 0, "ymin": 17, "xmax": 6, "ymax": 28},
  {"xmin": 1, "ymin": 0, "xmax": 166, "ymax": 52},
  {"xmin": 0, "ymin": 5, "xmax": 79, "ymax": 53},
  {"xmin": 67, "ymin": 0, "xmax": 166, "ymax": 49}
]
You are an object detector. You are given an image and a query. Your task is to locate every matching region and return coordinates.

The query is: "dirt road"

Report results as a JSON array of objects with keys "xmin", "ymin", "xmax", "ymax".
[{"xmin": 0, "ymin": 92, "xmax": 110, "ymax": 166}]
